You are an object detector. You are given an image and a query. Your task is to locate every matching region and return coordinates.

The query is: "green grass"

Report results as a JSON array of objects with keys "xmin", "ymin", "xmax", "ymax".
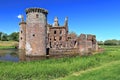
[
  {"xmin": 0, "ymin": 46, "xmax": 120, "ymax": 80},
  {"xmin": 0, "ymin": 41, "xmax": 18, "ymax": 49},
  {"xmin": 60, "ymin": 60, "xmax": 120, "ymax": 80}
]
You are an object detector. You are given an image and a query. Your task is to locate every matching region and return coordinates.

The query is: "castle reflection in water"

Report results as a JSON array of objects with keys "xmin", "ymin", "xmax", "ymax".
[{"xmin": 0, "ymin": 49, "xmax": 78, "ymax": 62}]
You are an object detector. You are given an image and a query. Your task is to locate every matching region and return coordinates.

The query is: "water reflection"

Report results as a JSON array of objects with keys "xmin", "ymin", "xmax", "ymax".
[
  {"xmin": 18, "ymin": 50, "xmax": 48, "ymax": 62},
  {"xmin": 0, "ymin": 49, "xmax": 78, "ymax": 62},
  {"xmin": 0, "ymin": 49, "xmax": 48, "ymax": 62},
  {"xmin": 0, "ymin": 49, "xmax": 19, "ymax": 62}
]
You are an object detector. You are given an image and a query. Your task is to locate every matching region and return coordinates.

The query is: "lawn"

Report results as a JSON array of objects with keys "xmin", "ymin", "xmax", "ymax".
[
  {"xmin": 0, "ymin": 45, "xmax": 120, "ymax": 80},
  {"xmin": 58, "ymin": 59, "xmax": 120, "ymax": 80},
  {"xmin": 0, "ymin": 41, "xmax": 18, "ymax": 49}
]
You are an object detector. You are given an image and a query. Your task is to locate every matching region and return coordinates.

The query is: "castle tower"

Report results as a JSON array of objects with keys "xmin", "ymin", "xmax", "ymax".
[
  {"xmin": 53, "ymin": 17, "xmax": 59, "ymax": 27},
  {"xmin": 64, "ymin": 17, "xmax": 68, "ymax": 41},
  {"xmin": 19, "ymin": 15, "xmax": 26, "ymax": 50},
  {"xmin": 25, "ymin": 8, "xmax": 48, "ymax": 56},
  {"xmin": 64, "ymin": 17, "xmax": 68, "ymax": 31}
]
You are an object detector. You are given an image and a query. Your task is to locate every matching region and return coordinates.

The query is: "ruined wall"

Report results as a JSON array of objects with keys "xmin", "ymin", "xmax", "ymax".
[
  {"xmin": 19, "ymin": 21, "xmax": 26, "ymax": 50},
  {"xmin": 47, "ymin": 17, "xmax": 69, "ymax": 49},
  {"xmin": 78, "ymin": 34, "xmax": 98, "ymax": 55},
  {"xmin": 19, "ymin": 8, "xmax": 99, "ymax": 57},
  {"xmin": 50, "ymin": 48, "xmax": 79, "ymax": 56},
  {"xmin": 49, "ymin": 27, "xmax": 67, "ymax": 49},
  {"xmin": 25, "ymin": 8, "xmax": 48, "ymax": 56},
  {"xmin": 78, "ymin": 34, "xmax": 87, "ymax": 55}
]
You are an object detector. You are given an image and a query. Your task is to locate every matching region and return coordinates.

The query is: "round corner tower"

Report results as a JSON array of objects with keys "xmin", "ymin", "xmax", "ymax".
[
  {"xmin": 25, "ymin": 8, "xmax": 48, "ymax": 56},
  {"xmin": 19, "ymin": 21, "xmax": 26, "ymax": 50}
]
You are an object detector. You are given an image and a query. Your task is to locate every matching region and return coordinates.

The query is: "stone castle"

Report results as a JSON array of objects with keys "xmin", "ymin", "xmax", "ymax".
[{"xmin": 19, "ymin": 8, "xmax": 98, "ymax": 56}]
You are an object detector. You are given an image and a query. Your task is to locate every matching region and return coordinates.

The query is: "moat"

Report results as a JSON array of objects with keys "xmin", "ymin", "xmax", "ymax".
[
  {"xmin": 0, "ymin": 49, "xmax": 48, "ymax": 62},
  {"xmin": 0, "ymin": 49, "xmax": 19, "ymax": 62},
  {"xmin": 0, "ymin": 49, "xmax": 79, "ymax": 62}
]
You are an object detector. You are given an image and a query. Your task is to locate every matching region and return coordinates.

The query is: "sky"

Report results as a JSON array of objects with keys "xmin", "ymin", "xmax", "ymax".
[{"xmin": 0, "ymin": 0, "xmax": 120, "ymax": 41}]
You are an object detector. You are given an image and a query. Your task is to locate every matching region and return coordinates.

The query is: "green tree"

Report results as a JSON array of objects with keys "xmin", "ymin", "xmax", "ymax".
[
  {"xmin": 98, "ymin": 41, "xmax": 104, "ymax": 45},
  {"xmin": 1, "ymin": 33, "xmax": 8, "ymax": 41},
  {"xmin": 8, "ymin": 32, "xmax": 19, "ymax": 41},
  {"xmin": 104, "ymin": 39, "xmax": 119, "ymax": 45},
  {"xmin": 0, "ymin": 32, "xmax": 3, "ymax": 40}
]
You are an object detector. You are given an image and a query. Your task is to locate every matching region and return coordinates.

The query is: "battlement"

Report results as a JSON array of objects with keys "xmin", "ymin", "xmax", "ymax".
[{"xmin": 26, "ymin": 8, "xmax": 48, "ymax": 14}]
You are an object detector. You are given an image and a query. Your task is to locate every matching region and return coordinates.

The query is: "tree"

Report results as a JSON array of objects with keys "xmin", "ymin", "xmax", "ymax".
[
  {"xmin": 1, "ymin": 33, "xmax": 8, "ymax": 41},
  {"xmin": 0, "ymin": 32, "xmax": 3, "ymax": 40},
  {"xmin": 98, "ymin": 41, "xmax": 104, "ymax": 45},
  {"xmin": 8, "ymin": 32, "xmax": 19, "ymax": 41},
  {"xmin": 104, "ymin": 39, "xmax": 119, "ymax": 45}
]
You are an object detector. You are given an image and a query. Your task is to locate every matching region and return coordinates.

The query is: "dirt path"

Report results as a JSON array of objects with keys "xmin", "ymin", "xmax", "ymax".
[{"xmin": 55, "ymin": 60, "xmax": 120, "ymax": 80}]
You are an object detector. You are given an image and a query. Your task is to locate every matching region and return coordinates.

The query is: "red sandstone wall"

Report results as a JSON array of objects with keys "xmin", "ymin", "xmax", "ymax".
[
  {"xmin": 19, "ymin": 22, "xmax": 26, "ymax": 50},
  {"xmin": 26, "ymin": 10, "xmax": 47, "ymax": 56}
]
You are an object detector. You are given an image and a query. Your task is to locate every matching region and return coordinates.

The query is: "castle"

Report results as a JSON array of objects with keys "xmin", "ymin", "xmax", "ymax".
[{"xmin": 19, "ymin": 8, "xmax": 98, "ymax": 56}]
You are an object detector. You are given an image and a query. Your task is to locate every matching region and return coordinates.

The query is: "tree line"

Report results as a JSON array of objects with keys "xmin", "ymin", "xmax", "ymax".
[
  {"xmin": 98, "ymin": 39, "xmax": 120, "ymax": 45},
  {"xmin": 0, "ymin": 32, "xmax": 19, "ymax": 41}
]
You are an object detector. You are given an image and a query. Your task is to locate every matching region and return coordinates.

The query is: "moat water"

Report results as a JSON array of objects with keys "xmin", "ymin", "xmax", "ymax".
[
  {"xmin": 0, "ymin": 49, "xmax": 79, "ymax": 62},
  {"xmin": 0, "ymin": 49, "xmax": 19, "ymax": 62},
  {"xmin": 0, "ymin": 49, "xmax": 49, "ymax": 62}
]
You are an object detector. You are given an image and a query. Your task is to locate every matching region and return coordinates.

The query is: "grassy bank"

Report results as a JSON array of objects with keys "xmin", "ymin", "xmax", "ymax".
[
  {"xmin": 0, "ymin": 46, "xmax": 120, "ymax": 80},
  {"xmin": 59, "ymin": 60, "xmax": 120, "ymax": 80},
  {"xmin": 0, "ymin": 41, "xmax": 18, "ymax": 49}
]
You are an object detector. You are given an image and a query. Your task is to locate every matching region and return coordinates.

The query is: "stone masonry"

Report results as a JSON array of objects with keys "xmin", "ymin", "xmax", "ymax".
[
  {"xmin": 19, "ymin": 7, "xmax": 98, "ymax": 56},
  {"xmin": 47, "ymin": 17, "xmax": 68, "ymax": 49},
  {"xmin": 19, "ymin": 8, "xmax": 48, "ymax": 56},
  {"xmin": 19, "ymin": 20, "xmax": 26, "ymax": 50}
]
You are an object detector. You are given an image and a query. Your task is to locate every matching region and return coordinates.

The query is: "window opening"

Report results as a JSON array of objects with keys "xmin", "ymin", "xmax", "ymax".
[
  {"xmin": 33, "ymin": 34, "xmax": 35, "ymax": 37},
  {"xmin": 36, "ymin": 14, "xmax": 39, "ymax": 18},
  {"xmin": 54, "ymin": 30, "xmax": 56, "ymax": 34}
]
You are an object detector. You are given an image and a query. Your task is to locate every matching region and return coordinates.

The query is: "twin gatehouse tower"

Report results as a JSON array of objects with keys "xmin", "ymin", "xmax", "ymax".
[{"xmin": 19, "ymin": 7, "xmax": 98, "ymax": 56}]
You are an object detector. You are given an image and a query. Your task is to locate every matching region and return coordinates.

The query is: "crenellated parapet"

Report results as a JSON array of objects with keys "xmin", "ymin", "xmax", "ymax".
[{"xmin": 26, "ymin": 8, "xmax": 48, "ymax": 14}]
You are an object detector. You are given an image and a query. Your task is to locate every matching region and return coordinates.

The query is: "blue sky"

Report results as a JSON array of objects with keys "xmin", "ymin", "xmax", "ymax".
[{"xmin": 0, "ymin": 0, "xmax": 120, "ymax": 41}]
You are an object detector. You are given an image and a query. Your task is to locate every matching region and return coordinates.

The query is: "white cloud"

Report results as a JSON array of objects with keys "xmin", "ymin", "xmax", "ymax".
[{"xmin": 17, "ymin": 14, "xmax": 22, "ymax": 19}]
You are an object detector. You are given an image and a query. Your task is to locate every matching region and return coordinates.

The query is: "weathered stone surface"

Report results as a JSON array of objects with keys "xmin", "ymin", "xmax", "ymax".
[
  {"xmin": 77, "ymin": 34, "xmax": 98, "ymax": 55},
  {"xmin": 19, "ymin": 8, "xmax": 48, "ymax": 56},
  {"xmin": 48, "ymin": 17, "xmax": 68, "ymax": 49},
  {"xmin": 26, "ymin": 8, "xmax": 48, "ymax": 56},
  {"xmin": 19, "ymin": 21, "xmax": 26, "ymax": 50},
  {"xmin": 19, "ymin": 7, "xmax": 99, "ymax": 57}
]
